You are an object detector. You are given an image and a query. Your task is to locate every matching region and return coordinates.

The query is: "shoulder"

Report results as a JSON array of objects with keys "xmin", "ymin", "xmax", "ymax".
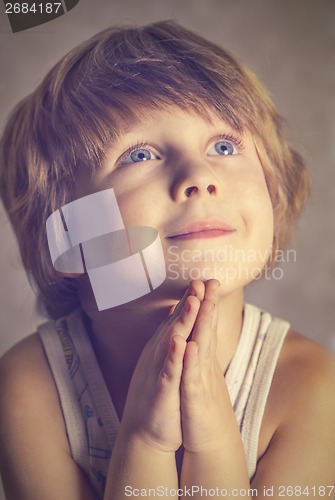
[
  {"xmin": 254, "ymin": 331, "xmax": 335, "ymax": 485},
  {"xmin": 275, "ymin": 330, "xmax": 335, "ymax": 407},
  {"xmin": 0, "ymin": 332, "xmax": 57, "ymax": 401},
  {"xmin": 0, "ymin": 332, "xmax": 69, "ymax": 450},
  {"xmin": 0, "ymin": 334, "xmax": 69, "ymax": 494},
  {"xmin": 0, "ymin": 331, "xmax": 60, "ymax": 403},
  {"xmin": 0, "ymin": 333, "xmax": 98, "ymax": 499},
  {"xmin": 265, "ymin": 329, "xmax": 335, "ymax": 447}
]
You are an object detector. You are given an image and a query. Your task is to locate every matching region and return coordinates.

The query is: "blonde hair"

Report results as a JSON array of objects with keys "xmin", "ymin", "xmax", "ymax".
[{"xmin": 0, "ymin": 20, "xmax": 310, "ymax": 318}]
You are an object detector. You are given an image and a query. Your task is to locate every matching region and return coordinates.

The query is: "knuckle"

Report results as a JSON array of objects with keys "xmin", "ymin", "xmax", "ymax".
[
  {"xmin": 191, "ymin": 376, "xmax": 203, "ymax": 389},
  {"xmin": 169, "ymin": 321, "xmax": 183, "ymax": 336},
  {"xmin": 182, "ymin": 374, "xmax": 203, "ymax": 395},
  {"xmin": 160, "ymin": 370, "xmax": 171, "ymax": 382},
  {"xmin": 159, "ymin": 364, "xmax": 174, "ymax": 384}
]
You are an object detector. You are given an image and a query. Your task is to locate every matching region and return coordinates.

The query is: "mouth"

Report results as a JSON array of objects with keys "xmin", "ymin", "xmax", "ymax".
[{"xmin": 166, "ymin": 221, "xmax": 236, "ymax": 240}]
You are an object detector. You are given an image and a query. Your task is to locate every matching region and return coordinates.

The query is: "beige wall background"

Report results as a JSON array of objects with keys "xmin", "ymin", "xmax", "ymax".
[{"xmin": 0, "ymin": 0, "xmax": 334, "ymax": 495}]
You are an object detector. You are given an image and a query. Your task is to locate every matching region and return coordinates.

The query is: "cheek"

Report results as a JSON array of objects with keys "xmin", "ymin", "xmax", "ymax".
[
  {"xmin": 111, "ymin": 189, "xmax": 155, "ymax": 227},
  {"xmin": 251, "ymin": 187, "xmax": 274, "ymax": 258},
  {"xmin": 252, "ymin": 179, "xmax": 274, "ymax": 220},
  {"xmin": 238, "ymin": 175, "xmax": 274, "ymax": 249},
  {"xmin": 240, "ymin": 166, "xmax": 273, "ymax": 215},
  {"xmin": 112, "ymin": 172, "xmax": 170, "ymax": 227}
]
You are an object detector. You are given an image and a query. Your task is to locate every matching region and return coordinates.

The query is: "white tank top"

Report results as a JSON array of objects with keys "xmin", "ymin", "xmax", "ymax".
[{"xmin": 38, "ymin": 304, "xmax": 289, "ymax": 498}]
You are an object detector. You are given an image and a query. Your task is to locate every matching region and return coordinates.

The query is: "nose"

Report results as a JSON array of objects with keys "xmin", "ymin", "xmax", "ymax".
[{"xmin": 170, "ymin": 159, "xmax": 220, "ymax": 201}]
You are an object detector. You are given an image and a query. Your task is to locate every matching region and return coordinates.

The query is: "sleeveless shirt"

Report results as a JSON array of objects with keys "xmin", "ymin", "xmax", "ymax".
[{"xmin": 37, "ymin": 304, "xmax": 290, "ymax": 498}]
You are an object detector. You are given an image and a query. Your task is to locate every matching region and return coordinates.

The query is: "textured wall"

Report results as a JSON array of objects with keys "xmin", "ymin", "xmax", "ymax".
[{"xmin": 0, "ymin": 0, "xmax": 334, "ymax": 498}]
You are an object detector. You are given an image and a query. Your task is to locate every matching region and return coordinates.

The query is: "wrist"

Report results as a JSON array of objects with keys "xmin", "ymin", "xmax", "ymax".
[
  {"xmin": 181, "ymin": 443, "xmax": 250, "ymax": 489},
  {"xmin": 116, "ymin": 427, "xmax": 178, "ymax": 455},
  {"xmin": 106, "ymin": 429, "xmax": 179, "ymax": 498},
  {"xmin": 183, "ymin": 442, "xmax": 227, "ymax": 456}
]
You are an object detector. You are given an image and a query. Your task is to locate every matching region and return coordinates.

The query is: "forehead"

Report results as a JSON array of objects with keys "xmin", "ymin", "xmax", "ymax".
[{"xmin": 111, "ymin": 105, "xmax": 244, "ymax": 142}]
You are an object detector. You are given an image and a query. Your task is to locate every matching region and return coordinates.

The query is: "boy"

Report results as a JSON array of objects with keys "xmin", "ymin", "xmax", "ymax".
[{"xmin": 0, "ymin": 20, "xmax": 334, "ymax": 499}]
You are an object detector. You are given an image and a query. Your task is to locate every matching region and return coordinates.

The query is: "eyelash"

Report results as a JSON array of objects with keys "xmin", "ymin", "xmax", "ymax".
[
  {"xmin": 116, "ymin": 142, "xmax": 157, "ymax": 166},
  {"xmin": 216, "ymin": 134, "xmax": 244, "ymax": 151},
  {"xmin": 116, "ymin": 133, "xmax": 244, "ymax": 167}
]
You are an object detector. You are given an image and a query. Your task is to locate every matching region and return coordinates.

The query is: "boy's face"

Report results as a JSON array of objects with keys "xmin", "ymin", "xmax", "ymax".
[{"xmin": 75, "ymin": 107, "xmax": 274, "ymax": 298}]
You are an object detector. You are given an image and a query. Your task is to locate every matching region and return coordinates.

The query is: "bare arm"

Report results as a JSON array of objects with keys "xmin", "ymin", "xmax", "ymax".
[
  {"xmin": 105, "ymin": 433, "xmax": 177, "ymax": 498},
  {"xmin": 0, "ymin": 334, "xmax": 98, "ymax": 500},
  {"xmin": 251, "ymin": 333, "xmax": 335, "ymax": 498}
]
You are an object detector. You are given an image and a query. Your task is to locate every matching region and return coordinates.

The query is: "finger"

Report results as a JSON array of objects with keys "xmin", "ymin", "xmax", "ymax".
[
  {"xmin": 153, "ymin": 294, "xmax": 200, "ymax": 366},
  {"xmin": 190, "ymin": 299, "xmax": 215, "ymax": 362},
  {"xmin": 204, "ymin": 279, "xmax": 220, "ymax": 342},
  {"xmin": 167, "ymin": 283, "xmax": 197, "ymax": 322},
  {"xmin": 158, "ymin": 335, "xmax": 186, "ymax": 389},
  {"xmin": 204, "ymin": 279, "xmax": 220, "ymax": 306},
  {"xmin": 169, "ymin": 295, "xmax": 200, "ymax": 340},
  {"xmin": 151, "ymin": 283, "xmax": 197, "ymax": 347},
  {"xmin": 168, "ymin": 280, "xmax": 205, "ymax": 322},
  {"xmin": 181, "ymin": 341, "xmax": 202, "ymax": 401},
  {"xmin": 190, "ymin": 280, "xmax": 206, "ymax": 302}
]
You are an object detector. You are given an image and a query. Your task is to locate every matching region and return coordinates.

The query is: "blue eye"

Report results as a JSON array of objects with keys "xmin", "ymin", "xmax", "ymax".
[
  {"xmin": 119, "ymin": 146, "xmax": 159, "ymax": 164},
  {"xmin": 208, "ymin": 140, "xmax": 238, "ymax": 156},
  {"xmin": 122, "ymin": 147, "xmax": 158, "ymax": 165},
  {"xmin": 130, "ymin": 148, "xmax": 153, "ymax": 162},
  {"xmin": 116, "ymin": 144, "xmax": 161, "ymax": 168}
]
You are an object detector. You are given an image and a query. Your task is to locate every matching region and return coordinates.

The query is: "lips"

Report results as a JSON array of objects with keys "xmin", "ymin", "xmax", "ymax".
[{"xmin": 166, "ymin": 221, "xmax": 236, "ymax": 240}]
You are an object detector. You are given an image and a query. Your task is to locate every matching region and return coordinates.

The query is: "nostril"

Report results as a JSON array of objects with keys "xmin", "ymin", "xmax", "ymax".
[
  {"xmin": 184, "ymin": 184, "xmax": 216, "ymax": 197},
  {"xmin": 184, "ymin": 186, "xmax": 198, "ymax": 197}
]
